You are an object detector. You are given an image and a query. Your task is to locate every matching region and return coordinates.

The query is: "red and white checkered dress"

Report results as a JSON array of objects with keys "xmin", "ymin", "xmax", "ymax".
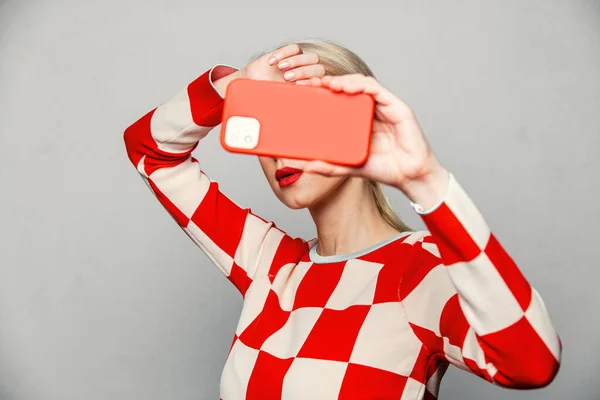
[{"xmin": 124, "ymin": 66, "xmax": 561, "ymax": 400}]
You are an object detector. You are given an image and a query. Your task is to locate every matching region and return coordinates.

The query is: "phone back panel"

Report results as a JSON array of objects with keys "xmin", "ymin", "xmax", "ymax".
[{"xmin": 220, "ymin": 78, "xmax": 375, "ymax": 166}]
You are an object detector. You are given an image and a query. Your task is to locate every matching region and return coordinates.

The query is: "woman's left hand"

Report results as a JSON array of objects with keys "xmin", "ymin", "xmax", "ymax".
[{"xmin": 299, "ymin": 74, "xmax": 449, "ymax": 202}]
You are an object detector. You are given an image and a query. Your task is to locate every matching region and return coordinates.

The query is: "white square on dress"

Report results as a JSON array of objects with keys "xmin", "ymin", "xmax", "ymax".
[
  {"xmin": 271, "ymin": 262, "xmax": 313, "ymax": 312},
  {"xmin": 234, "ymin": 214, "xmax": 283, "ymax": 278},
  {"xmin": 150, "ymin": 159, "xmax": 211, "ymax": 219},
  {"xmin": 400, "ymin": 377, "xmax": 425, "ymax": 400},
  {"xmin": 325, "ymin": 259, "xmax": 385, "ymax": 310},
  {"xmin": 349, "ymin": 302, "xmax": 422, "ymax": 376},
  {"xmin": 220, "ymin": 339, "xmax": 260, "ymax": 400},
  {"xmin": 186, "ymin": 219, "xmax": 234, "ymax": 275},
  {"xmin": 402, "ymin": 264, "xmax": 457, "ymax": 336},
  {"xmin": 525, "ymin": 287, "xmax": 561, "ymax": 361},
  {"xmin": 443, "ymin": 176, "xmax": 491, "ymax": 251},
  {"xmin": 449, "ymin": 252, "xmax": 524, "ymax": 335},
  {"xmin": 281, "ymin": 358, "xmax": 348, "ymax": 400},
  {"xmin": 261, "ymin": 307, "xmax": 324, "ymax": 359}
]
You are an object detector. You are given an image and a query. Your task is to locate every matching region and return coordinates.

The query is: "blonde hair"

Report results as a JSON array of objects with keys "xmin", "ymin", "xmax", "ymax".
[{"xmin": 254, "ymin": 39, "xmax": 412, "ymax": 233}]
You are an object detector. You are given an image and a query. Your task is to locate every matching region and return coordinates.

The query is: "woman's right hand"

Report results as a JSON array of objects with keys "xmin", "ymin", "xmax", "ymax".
[{"xmin": 214, "ymin": 43, "xmax": 326, "ymax": 94}]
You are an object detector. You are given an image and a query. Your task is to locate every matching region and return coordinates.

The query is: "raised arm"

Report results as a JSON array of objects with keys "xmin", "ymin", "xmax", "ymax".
[
  {"xmin": 123, "ymin": 65, "xmax": 290, "ymax": 296},
  {"xmin": 400, "ymin": 173, "xmax": 561, "ymax": 391},
  {"xmin": 123, "ymin": 45, "xmax": 327, "ymax": 296}
]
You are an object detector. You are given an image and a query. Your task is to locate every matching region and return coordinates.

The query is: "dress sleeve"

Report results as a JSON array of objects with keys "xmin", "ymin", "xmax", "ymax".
[
  {"xmin": 400, "ymin": 172, "xmax": 561, "ymax": 389},
  {"xmin": 123, "ymin": 65, "xmax": 306, "ymax": 296}
]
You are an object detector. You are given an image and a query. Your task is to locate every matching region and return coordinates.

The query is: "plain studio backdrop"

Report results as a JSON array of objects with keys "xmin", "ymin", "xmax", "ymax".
[{"xmin": 0, "ymin": 0, "xmax": 598, "ymax": 399}]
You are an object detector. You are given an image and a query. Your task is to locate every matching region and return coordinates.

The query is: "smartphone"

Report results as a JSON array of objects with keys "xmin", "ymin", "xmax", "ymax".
[{"xmin": 220, "ymin": 78, "xmax": 375, "ymax": 166}]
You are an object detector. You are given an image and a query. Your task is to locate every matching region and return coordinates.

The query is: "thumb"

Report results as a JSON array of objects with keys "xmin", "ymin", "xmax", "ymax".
[{"xmin": 303, "ymin": 160, "xmax": 356, "ymax": 177}]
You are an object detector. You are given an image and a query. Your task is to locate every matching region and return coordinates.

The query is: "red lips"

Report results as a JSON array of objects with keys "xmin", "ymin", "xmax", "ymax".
[{"xmin": 275, "ymin": 167, "xmax": 303, "ymax": 188}]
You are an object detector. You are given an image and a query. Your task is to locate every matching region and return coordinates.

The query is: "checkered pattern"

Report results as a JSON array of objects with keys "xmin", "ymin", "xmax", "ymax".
[{"xmin": 124, "ymin": 66, "xmax": 562, "ymax": 399}]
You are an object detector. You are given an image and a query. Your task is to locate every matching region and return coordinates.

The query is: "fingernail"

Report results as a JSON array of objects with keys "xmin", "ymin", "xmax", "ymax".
[
  {"xmin": 268, "ymin": 56, "xmax": 277, "ymax": 65},
  {"xmin": 284, "ymin": 71, "xmax": 294, "ymax": 80},
  {"xmin": 278, "ymin": 61, "xmax": 290, "ymax": 69}
]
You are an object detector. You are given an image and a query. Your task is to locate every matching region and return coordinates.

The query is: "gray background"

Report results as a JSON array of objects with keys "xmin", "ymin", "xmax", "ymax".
[{"xmin": 0, "ymin": 0, "xmax": 598, "ymax": 399}]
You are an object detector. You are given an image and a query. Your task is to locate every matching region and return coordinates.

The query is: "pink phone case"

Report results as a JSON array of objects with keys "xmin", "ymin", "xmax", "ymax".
[{"xmin": 220, "ymin": 78, "xmax": 375, "ymax": 166}]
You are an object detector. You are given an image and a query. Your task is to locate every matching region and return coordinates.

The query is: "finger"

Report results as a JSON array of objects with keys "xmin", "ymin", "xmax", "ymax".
[
  {"xmin": 268, "ymin": 43, "xmax": 302, "ymax": 65},
  {"xmin": 323, "ymin": 75, "xmax": 383, "ymax": 98},
  {"xmin": 375, "ymin": 95, "xmax": 416, "ymax": 124},
  {"xmin": 295, "ymin": 76, "xmax": 324, "ymax": 86},
  {"xmin": 283, "ymin": 64, "xmax": 326, "ymax": 82},
  {"xmin": 306, "ymin": 75, "xmax": 401, "ymax": 124},
  {"xmin": 320, "ymin": 75, "xmax": 335, "ymax": 85},
  {"xmin": 328, "ymin": 75, "xmax": 414, "ymax": 124},
  {"xmin": 277, "ymin": 52, "xmax": 319, "ymax": 70},
  {"xmin": 327, "ymin": 76, "xmax": 400, "ymax": 113},
  {"xmin": 299, "ymin": 75, "xmax": 330, "ymax": 87},
  {"xmin": 333, "ymin": 75, "xmax": 385, "ymax": 96},
  {"xmin": 314, "ymin": 74, "xmax": 408, "ymax": 124},
  {"xmin": 318, "ymin": 74, "xmax": 362, "ymax": 90},
  {"xmin": 303, "ymin": 160, "xmax": 360, "ymax": 177}
]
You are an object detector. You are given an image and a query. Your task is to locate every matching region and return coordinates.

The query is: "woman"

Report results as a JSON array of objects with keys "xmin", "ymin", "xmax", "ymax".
[{"xmin": 124, "ymin": 40, "xmax": 561, "ymax": 399}]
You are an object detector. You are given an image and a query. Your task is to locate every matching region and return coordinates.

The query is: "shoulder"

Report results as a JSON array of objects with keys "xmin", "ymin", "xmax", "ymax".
[
  {"xmin": 398, "ymin": 230, "xmax": 446, "ymax": 294},
  {"xmin": 261, "ymin": 227, "xmax": 314, "ymax": 277},
  {"xmin": 402, "ymin": 230, "xmax": 442, "ymax": 258}
]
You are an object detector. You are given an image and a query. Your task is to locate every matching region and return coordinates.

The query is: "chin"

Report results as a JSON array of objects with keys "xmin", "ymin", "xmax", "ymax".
[
  {"xmin": 275, "ymin": 189, "xmax": 318, "ymax": 210},
  {"xmin": 265, "ymin": 172, "xmax": 348, "ymax": 210}
]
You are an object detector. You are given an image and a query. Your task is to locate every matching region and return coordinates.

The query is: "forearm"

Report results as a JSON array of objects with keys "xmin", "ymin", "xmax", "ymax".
[
  {"xmin": 212, "ymin": 67, "xmax": 242, "ymax": 98},
  {"xmin": 124, "ymin": 66, "xmax": 237, "ymax": 167},
  {"xmin": 122, "ymin": 65, "xmax": 281, "ymax": 295}
]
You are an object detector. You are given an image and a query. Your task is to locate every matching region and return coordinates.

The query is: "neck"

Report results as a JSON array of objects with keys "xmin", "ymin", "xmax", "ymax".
[{"xmin": 308, "ymin": 178, "xmax": 401, "ymax": 257}]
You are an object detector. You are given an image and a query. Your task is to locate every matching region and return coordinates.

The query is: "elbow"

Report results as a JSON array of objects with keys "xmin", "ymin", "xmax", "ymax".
[
  {"xmin": 123, "ymin": 123, "xmax": 139, "ymax": 164},
  {"xmin": 496, "ymin": 362, "xmax": 560, "ymax": 389},
  {"xmin": 493, "ymin": 347, "xmax": 562, "ymax": 389},
  {"xmin": 530, "ymin": 339, "xmax": 563, "ymax": 388},
  {"xmin": 517, "ymin": 362, "xmax": 560, "ymax": 389},
  {"xmin": 534, "ymin": 362, "xmax": 561, "ymax": 389},
  {"xmin": 123, "ymin": 124, "xmax": 140, "ymax": 167},
  {"xmin": 479, "ymin": 305, "xmax": 562, "ymax": 390},
  {"xmin": 123, "ymin": 109, "xmax": 155, "ymax": 167}
]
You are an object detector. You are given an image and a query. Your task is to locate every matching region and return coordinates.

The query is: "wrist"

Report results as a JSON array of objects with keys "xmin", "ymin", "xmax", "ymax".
[
  {"xmin": 398, "ymin": 165, "xmax": 450, "ymax": 211},
  {"xmin": 211, "ymin": 66, "xmax": 242, "ymax": 98}
]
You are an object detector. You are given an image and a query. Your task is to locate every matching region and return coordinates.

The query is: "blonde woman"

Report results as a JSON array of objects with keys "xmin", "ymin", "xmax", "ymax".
[{"xmin": 124, "ymin": 40, "xmax": 561, "ymax": 399}]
